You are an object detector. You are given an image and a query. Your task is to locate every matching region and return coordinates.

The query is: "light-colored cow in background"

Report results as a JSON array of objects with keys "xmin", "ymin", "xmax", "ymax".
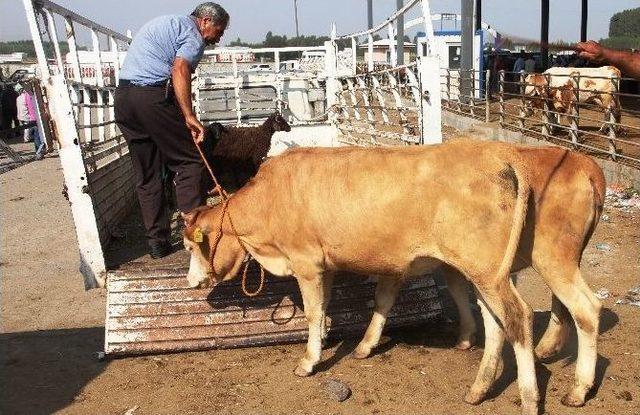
[
  {"xmin": 183, "ymin": 140, "xmax": 605, "ymax": 414},
  {"xmin": 524, "ymin": 66, "xmax": 622, "ymax": 134}
]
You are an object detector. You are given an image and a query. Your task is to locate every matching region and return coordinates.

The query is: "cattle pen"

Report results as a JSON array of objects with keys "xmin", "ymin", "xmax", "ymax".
[{"xmin": 3, "ymin": 0, "xmax": 638, "ymax": 414}]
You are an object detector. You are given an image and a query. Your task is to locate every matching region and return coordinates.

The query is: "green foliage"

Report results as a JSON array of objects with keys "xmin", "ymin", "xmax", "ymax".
[
  {"xmin": 600, "ymin": 36, "xmax": 640, "ymax": 50},
  {"xmin": 0, "ymin": 40, "xmax": 75, "ymax": 58},
  {"xmin": 609, "ymin": 7, "xmax": 640, "ymax": 38},
  {"xmin": 226, "ymin": 32, "xmax": 356, "ymax": 60}
]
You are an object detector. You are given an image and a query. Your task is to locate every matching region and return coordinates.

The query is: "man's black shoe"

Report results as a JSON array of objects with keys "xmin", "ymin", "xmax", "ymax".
[{"xmin": 149, "ymin": 240, "xmax": 173, "ymax": 259}]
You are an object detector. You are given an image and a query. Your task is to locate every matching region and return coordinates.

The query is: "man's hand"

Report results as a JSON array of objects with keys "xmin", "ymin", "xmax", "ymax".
[
  {"xmin": 576, "ymin": 41, "xmax": 605, "ymax": 64},
  {"xmin": 185, "ymin": 114, "xmax": 205, "ymax": 143}
]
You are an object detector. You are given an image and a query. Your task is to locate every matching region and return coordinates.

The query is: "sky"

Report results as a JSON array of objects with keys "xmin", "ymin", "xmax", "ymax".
[{"xmin": 1, "ymin": 0, "xmax": 638, "ymax": 47}]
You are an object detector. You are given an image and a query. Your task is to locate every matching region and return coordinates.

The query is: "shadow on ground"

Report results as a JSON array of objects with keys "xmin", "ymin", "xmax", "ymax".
[{"xmin": 0, "ymin": 327, "xmax": 107, "ymax": 414}]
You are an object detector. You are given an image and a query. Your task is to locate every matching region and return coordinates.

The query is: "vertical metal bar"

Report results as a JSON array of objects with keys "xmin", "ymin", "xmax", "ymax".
[
  {"xmin": 518, "ymin": 71, "xmax": 525, "ymax": 132},
  {"xmin": 275, "ymin": 50, "xmax": 280, "ymax": 73},
  {"xmin": 485, "ymin": 69, "xmax": 491, "ymax": 123},
  {"xmin": 569, "ymin": 73, "xmax": 580, "ymax": 147},
  {"xmin": 23, "ymin": 0, "xmax": 51, "ymax": 83},
  {"xmin": 475, "ymin": 0, "xmax": 482, "ymax": 33},
  {"xmin": 420, "ymin": 0, "xmax": 435, "ymax": 57},
  {"xmin": 91, "ymin": 29, "xmax": 105, "ymax": 142},
  {"xmin": 367, "ymin": 33, "xmax": 374, "ymax": 72},
  {"xmin": 367, "ymin": 0, "xmax": 373, "ymax": 29},
  {"xmin": 460, "ymin": 0, "xmax": 473, "ymax": 105},
  {"xmin": 470, "ymin": 70, "xmax": 476, "ymax": 117},
  {"xmin": 44, "ymin": 9, "xmax": 64, "ymax": 76},
  {"xmin": 608, "ymin": 74, "xmax": 619, "ymax": 159},
  {"xmin": 541, "ymin": 0, "xmax": 549, "ymax": 70},
  {"xmin": 83, "ymin": 88, "xmax": 92, "ymax": 142},
  {"xmin": 351, "ymin": 37, "xmax": 357, "ymax": 75},
  {"xmin": 580, "ymin": 0, "xmax": 588, "ymax": 42},
  {"xmin": 64, "ymin": 17, "xmax": 83, "ymax": 83},
  {"xmin": 387, "ymin": 22, "xmax": 397, "ymax": 67},
  {"xmin": 446, "ymin": 69, "xmax": 451, "ymax": 108},
  {"xmin": 417, "ymin": 56, "xmax": 442, "ymax": 144},
  {"xmin": 109, "ymin": 35, "xmax": 120, "ymax": 85},
  {"xmin": 498, "ymin": 70, "xmax": 505, "ymax": 126},
  {"xmin": 396, "ymin": 0, "xmax": 404, "ymax": 66},
  {"xmin": 541, "ymin": 73, "xmax": 552, "ymax": 137}
]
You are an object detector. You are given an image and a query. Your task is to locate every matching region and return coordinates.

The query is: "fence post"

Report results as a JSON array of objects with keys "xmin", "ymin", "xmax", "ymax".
[
  {"xmin": 518, "ymin": 71, "xmax": 526, "ymax": 132},
  {"xmin": 485, "ymin": 69, "xmax": 491, "ymax": 123},
  {"xmin": 445, "ymin": 69, "xmax": 451, "ymax": 109},
  {"xmin": 608, "ymin": 75, "xmax": 619, "ymax": 160},
  {"xmin": 498, "ymin": 70, "xmax": 505, "ymax": 126},
  {"xmin": 417, "ymin": 56, "xmax": 442, "ymax": 144},
  {"xmin": 324, "ymin": 39, "xmax": 339, "ymax": 127},
  {"xmin": 569, "ymin": 72, "xmax": 580, "ymax": 147},
  {"xmin": 541, "ymin": 73, "xmax": 552, "ymax": 138},
  {"xmin": 469, "ymin": 70, "xmax": 476, "ymax": 117}
]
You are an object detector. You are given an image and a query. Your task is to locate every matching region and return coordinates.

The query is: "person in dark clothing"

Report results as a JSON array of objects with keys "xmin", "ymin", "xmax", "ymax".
[
  {"xmin": 1, "ymin": 82, "xmax": 19, "ymax": 134},
  {"xmin": 114, "ymin": 2, "xmax": 229, "ymax": 258}
]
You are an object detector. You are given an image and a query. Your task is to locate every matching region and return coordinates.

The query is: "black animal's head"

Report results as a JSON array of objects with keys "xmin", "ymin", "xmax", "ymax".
[{"xmin": 268, "ymin": 112, "xmax": 291, "ymax": 132}]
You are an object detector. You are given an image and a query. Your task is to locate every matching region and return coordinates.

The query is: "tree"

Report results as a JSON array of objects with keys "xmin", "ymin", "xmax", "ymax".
[{"xmin": 600, "ymin": 7, "xmax": 640, "ymax": 50}]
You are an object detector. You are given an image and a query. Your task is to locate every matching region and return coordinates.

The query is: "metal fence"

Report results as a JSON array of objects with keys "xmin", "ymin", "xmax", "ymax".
[
  {"xmin": 330, "ymin": 0, "xmax": 442, "ymax": 146},
  {"xmin": 440, "ymin": 68, "xmax": 640, "ymax": 168}
]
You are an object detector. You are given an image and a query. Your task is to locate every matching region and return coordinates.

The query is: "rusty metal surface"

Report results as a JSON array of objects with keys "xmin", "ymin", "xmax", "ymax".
[{"xmin": 105, "ymin": 253, "xmax": 442, "ymax": 356}]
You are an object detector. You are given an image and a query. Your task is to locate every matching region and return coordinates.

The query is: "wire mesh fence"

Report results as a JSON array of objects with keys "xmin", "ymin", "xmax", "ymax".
[{"xmin": 440, "ymin": 67, "xmax": 640, "ymax": 168}]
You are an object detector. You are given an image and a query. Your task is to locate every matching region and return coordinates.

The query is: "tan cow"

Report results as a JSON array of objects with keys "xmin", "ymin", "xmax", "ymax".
[
  {"xmin": 183, "ymin": 141, "xmax": 605, "ymax": 415},
  {"xmin": 524, "ymin": 66, "xmax": 622, "ymax": 134}
]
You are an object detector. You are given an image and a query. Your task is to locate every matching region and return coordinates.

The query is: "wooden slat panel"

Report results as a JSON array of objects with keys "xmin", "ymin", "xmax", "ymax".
[{"xmin": 105, "ymin": 268, "xmax": 442, "ymax": 356}]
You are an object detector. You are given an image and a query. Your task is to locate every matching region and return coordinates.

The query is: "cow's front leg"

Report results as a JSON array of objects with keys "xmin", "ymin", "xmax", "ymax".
[
  {"xmin": 294, "ymin": 272, "xmax": 333, "ymax": 377},
  {"xmin": 353, "ymin": 276, "xmax": 402, "ymax": 359}
]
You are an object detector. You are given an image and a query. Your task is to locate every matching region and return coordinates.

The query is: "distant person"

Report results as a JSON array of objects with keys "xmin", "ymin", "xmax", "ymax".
[
  {"xmin": 513, "ymin": 52, "xmax": 525, "ymax": 73},
  {"xmin": 524, "ymin": 56, "xmax": 536, "ymax": 73},
  {"xmin": 576, "ymin": 40, "xmax": 640, "ymax": 79},
  {"xmin": 1, "ymin": 81, "xmax": 19, "ymax": 135},
  {"xmin": 114, "ymin": 2, "xmax": 229, "ymax": 259},
  {"xmin": 15, "ymin": 83, "xmax": 45, "ymax": 160}
]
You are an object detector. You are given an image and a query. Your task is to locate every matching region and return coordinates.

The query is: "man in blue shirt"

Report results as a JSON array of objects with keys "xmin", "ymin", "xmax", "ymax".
[{"xmin": 115, "ymin": 3, "xmax": 228, "ymax": 258}]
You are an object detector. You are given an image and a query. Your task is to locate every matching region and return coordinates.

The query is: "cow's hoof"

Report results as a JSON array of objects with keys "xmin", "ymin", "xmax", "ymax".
[
  {"xmin": 293, "ymin": 365, "xmax": 314, "ymax": 377},
  {"xmin": 561, "ymin": 392, "xmax": 585, "ymax": 408},
  {"xmin": 464, "ymin": 389, "xmax": 486, "ymax": 406},
  {"xmin": 351, "ymin": 348, "xmax": 371, "ymax": 360},
  {"xmin": 454, "ymin": 335, "xmax": 476, "ymax": 351}
]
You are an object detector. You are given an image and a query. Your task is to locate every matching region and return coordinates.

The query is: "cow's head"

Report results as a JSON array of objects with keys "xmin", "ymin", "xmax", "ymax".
[
  {"xmin": 523, "ymin": 73, "xmax": 548, "ymax": 116},
  {"xmin": 182, "ymin": 205, "xmax": 247, "ymax": 289},
  {"xmin": 268, "ymin": 112, "xmax": 292, "ymax": 132}
]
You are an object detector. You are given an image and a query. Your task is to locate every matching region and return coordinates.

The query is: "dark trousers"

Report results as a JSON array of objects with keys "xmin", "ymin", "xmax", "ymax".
[{"xmin": 114, "ymin": 86, "xmax": 207, "ymax": 244}]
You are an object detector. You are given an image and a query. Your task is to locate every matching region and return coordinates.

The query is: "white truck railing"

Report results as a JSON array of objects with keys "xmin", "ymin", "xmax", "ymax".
[
  {"xmin": 24, "ymin": 0, "xmax": 132, "ymax": 288},
  {"xmin": 327, "ymin": 0, "xmax": 442, "ymax": 145}
]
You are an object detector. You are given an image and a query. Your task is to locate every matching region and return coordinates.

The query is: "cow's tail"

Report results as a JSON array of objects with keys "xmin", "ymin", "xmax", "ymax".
[
  {"xmin": 497, "ymin": 162, "xmax": 530, "ymax": 281},
  {"xmin": 581, "ymin": 162, "xmax": 606, "ymax": 256}
]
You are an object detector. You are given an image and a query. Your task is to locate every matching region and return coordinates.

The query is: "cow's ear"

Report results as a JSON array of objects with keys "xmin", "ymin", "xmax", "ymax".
[{"xmin": 182, "ymin": 210, "xmax": 200, "ymax": 227}]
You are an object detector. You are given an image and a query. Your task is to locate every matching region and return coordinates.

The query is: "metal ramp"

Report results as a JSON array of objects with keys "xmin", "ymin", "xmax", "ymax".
[{"xmin": 105, "ymin": 251, "xmax": 442, "ymax": 356}]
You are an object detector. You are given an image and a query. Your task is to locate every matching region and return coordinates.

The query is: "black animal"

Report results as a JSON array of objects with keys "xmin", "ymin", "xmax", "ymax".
[{"xmin": 202, "ymin": 112, "xmax": 291, "ymax": 192}]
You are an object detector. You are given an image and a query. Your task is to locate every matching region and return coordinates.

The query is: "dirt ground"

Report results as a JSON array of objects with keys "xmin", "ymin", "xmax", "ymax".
[{"xmin": 1, "ymin": 143, "xmax": 639, "ymax": 415}]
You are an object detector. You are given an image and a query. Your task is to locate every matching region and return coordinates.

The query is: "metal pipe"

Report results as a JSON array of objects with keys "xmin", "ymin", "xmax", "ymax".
[
  {"xmin": 475, "ymin": 0, "xmax": 482, "ymax": 33},
  {"xmin": 367, "ymin": 0, "xmax": 373, "ymax": 29},
  {"xmin": 397, "ymin": 0, "xmax": 404, "ymax": 65},
  {"xmin": 541, "ymin": 0, "xmax": 549, "ymax": 70},
  {"xmin": 460, "ymin": 0, "xmax": 474, "ymax": 103},
  {"xmin": 580, "ymin": 0, "xmax": 588, "ymax": 42}
]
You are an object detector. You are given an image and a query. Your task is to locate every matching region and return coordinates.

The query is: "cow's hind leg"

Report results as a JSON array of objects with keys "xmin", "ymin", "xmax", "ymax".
[
  {"xmin": 352, "ymin": 276, "xmax": 402, "ymax": 359},
  {"xmin": 536, "ymin": 264, "xmax": 601, "ymax": 407},
  {"xmin": 534, "ymin": 295, "xmax": 572, "ymax": 360},
  {"xmin": 294, "ymin": 272, "xmax": 334, "ymax": 377},
  {"xmin": 442, "ymin": 265, "xmax": 477, "ymax": 350},
  {"xmin": 464, "ymin": 289, "xmax": 504, "ymax": 405},
  {"xmin": 470, "ymin": 281, "xmax": 539, "ymax": 415}
]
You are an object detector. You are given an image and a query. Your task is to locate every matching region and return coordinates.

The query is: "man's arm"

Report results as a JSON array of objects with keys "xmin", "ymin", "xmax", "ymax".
[
  {"xmin": 171, "ymin": 57, "xmax": 205, "ymax": 143},
  {"xmin": 576, "ymin": 40, "xmax": 640, "ymax": 80}
]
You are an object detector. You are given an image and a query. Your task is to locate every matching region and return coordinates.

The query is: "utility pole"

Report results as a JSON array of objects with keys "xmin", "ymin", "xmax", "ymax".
[
  {"xmin": 461, "ymin": 0, "xmax": 474, "ymax": 102},
  {"xmin": 397, "ymin": 0, "xmax": 404, "ymax": 65},
  {"xmin": 541, "ymin": 0, "xmax": 549, "ymax": 70},
  {"xmin": 580, "ymin": 0, "xmax": 588, "ymax": 42},
  {"xmin": 294, "ymin": 0, "xmax": 300, "ymax": 38},
  {"xmin": 367, "ymin": 0, "xmax": 373, "ymax": 29}
]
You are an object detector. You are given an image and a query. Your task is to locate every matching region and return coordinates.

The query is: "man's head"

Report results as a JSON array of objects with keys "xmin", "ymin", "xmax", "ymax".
[{"xmin": 191, "ymin": 2, "xmax": 229, "ymax": 45}]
